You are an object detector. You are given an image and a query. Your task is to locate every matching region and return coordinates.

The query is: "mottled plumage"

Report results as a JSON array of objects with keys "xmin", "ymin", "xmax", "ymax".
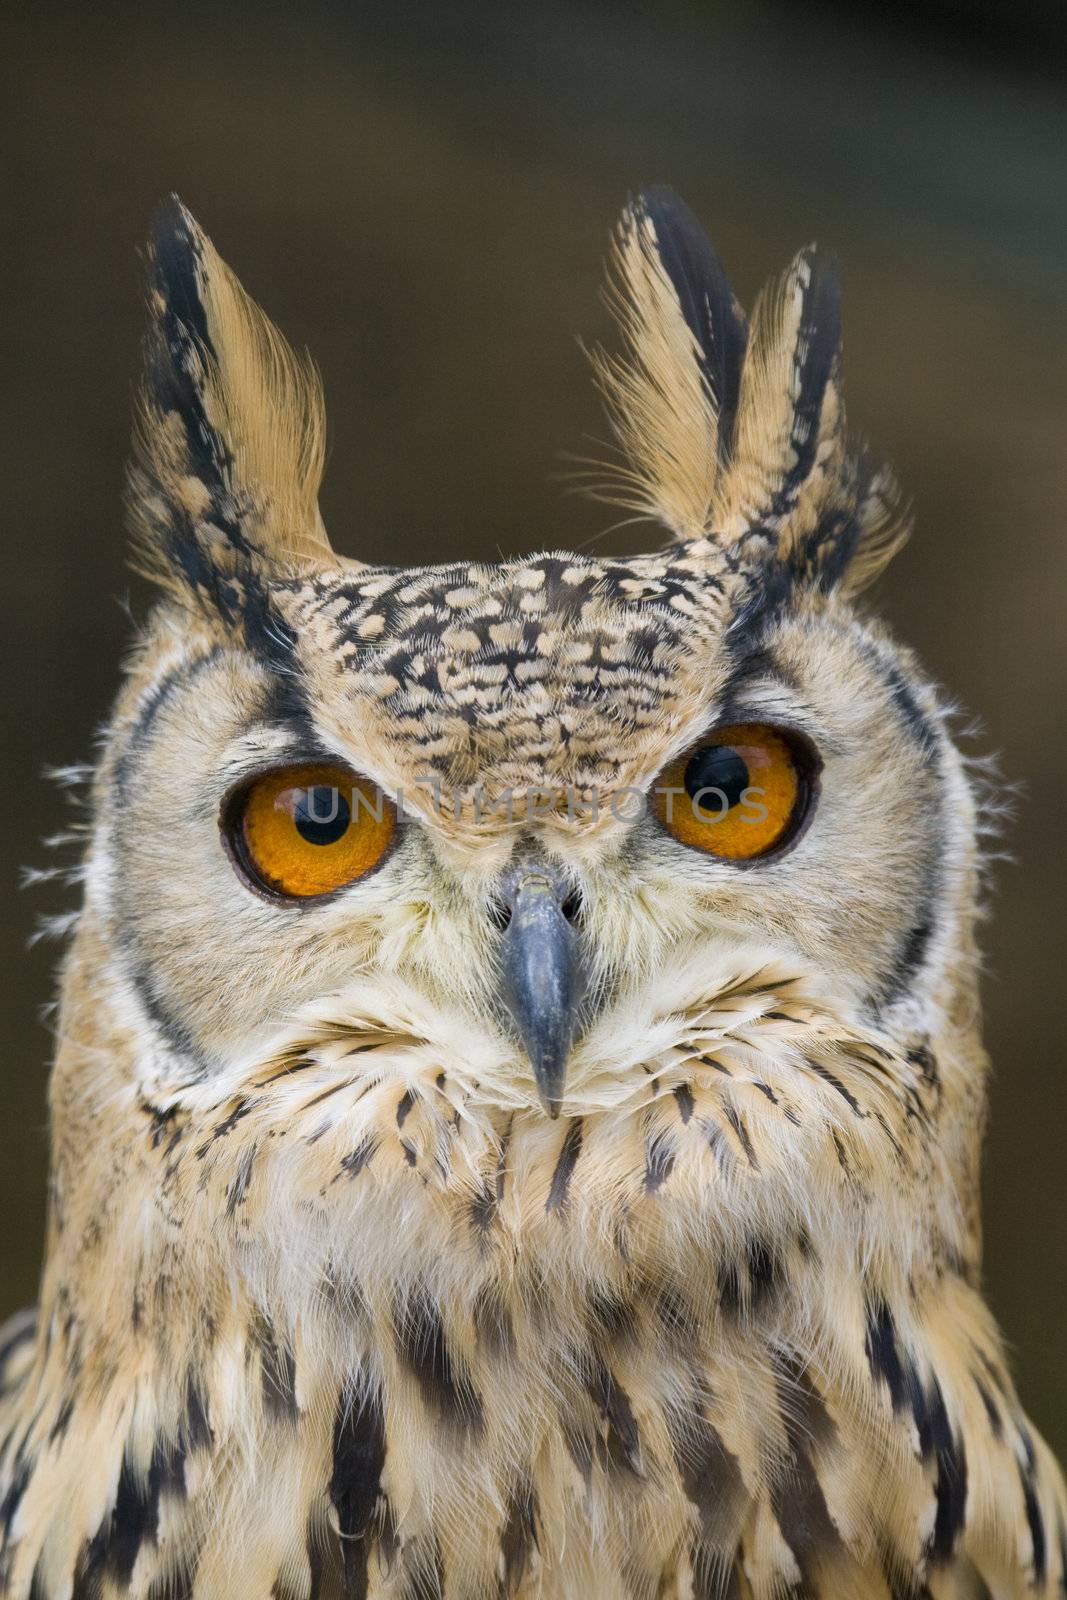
[{"xmin": 1, "ymin": 191, "xmax": 1062, "ymax": 1599}]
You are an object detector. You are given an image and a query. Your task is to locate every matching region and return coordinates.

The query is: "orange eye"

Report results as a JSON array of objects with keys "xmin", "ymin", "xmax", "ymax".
[
  {"xmin": 652, "ymin": 724, "xmax": 816, "ymax": 862},
  {"xmin": 228, "ymin": 764, "xmax": 397, "ymax": 900}
]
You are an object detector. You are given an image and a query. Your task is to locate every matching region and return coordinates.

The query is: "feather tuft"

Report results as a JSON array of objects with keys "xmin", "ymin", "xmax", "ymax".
[
  {"xmin": 585, "ymin": 195, "xmax": 909, "ymax": 595},
  {"xmin": 586, "ymin": 189, "xmax": 746, "ymax": 541},
  {"xmin": 129, "ymin": 196, "xmax": 334, "ymax": 608}
]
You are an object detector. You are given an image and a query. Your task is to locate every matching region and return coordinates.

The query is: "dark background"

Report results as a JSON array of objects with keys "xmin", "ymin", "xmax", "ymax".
[{"xmin": 2, "ymin": 0, "xmax": 1065, "ymax": 1454}]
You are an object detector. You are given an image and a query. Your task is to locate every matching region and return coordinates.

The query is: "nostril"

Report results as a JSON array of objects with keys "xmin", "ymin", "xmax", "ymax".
[
  {"xmin": 488, "ymin": 886, "xmax": 582, "ymax": 932},
  {"xmin": 560, "ymin": 889, "xmax": 583, "ymax": 926},
  {"xmin": 487, "ymin": 896, "xmax": 512, "ymax": 932}
]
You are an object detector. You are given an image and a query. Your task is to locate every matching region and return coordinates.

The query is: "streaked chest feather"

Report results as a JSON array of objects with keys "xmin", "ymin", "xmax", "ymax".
[{"xmin": 1, "ymin": 961, "xmax": 1062, "ymax": 1599}]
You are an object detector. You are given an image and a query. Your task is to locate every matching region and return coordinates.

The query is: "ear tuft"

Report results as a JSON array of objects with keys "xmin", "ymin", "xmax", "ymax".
[
  {"xmin": 586, "ymin": 192, "xmax": 910, "ymax": 595},
  {"xmin": 716, "ymin": 245, "xmax": 844, "ymax": 555},
  {"xmin": 638, "ymin": 187, "xmax": 748, "ymax": 466},
  {"xmin": 719, "ymin": 246, "xmax": 911, "ymax": 592},
  {"xmin": 129, "ymin": 197, "xmax": 334, "ymax": 618},
  {"xmin": 586, "ymin": 187, "xmax": 747, "ymax": 540}
]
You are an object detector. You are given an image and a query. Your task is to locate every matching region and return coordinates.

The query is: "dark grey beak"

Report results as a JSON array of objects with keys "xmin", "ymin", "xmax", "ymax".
[{"xmin": 499, "ymin": 867, "xmax": 582, "ymax": 1117}]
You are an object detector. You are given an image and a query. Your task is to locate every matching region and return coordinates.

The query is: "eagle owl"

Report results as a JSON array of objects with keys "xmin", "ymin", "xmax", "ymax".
[{"xmin": 0, "ymin": 188, "xmax": 1063, "ymax": 1600}]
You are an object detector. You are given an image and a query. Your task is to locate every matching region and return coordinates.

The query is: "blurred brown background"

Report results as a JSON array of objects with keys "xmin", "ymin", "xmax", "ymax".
[{"xmin": 2, "ymin": 0, "xmax": 1065, "ymax": 1452}]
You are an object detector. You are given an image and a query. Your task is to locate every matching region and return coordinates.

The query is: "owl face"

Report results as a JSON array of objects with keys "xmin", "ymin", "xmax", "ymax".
[
  {"xmin": 95, "ymin": 190, "xmax": 969, "ymax": 1131},
  {"xmin": 62, "ymin": 184, "xmax": 978, "ymax": 1307},
  {"xmin": 102, "ymin": 538, "xmax": 957, "ymax": 1116}
]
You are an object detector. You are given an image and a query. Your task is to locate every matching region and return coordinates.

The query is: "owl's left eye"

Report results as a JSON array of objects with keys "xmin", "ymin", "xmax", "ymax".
[
  {"xmin": 224, "ymin": 763, "xmax": 397, "ymax": 900},
  {"xmin": 652, "ymin": 723, "xmax": 818, "ymax": 862}
]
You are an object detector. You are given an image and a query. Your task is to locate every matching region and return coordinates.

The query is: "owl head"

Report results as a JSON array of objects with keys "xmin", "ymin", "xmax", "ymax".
[{"xmin": 47, "ymin": 189, "xmax": 984, "ymax": 1340}]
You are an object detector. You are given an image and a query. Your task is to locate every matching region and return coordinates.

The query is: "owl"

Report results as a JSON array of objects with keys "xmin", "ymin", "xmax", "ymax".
[{"xmin": 0, "ymin": 187, "xmax": 1063, "ymax": 1600}]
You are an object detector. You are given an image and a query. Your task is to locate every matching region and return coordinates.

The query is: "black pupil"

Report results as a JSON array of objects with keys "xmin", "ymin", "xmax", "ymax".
[
  {"xmin": 293, "ymin": 786, "xmax": 351, "ymax": 846},
  {"xmin": 684, "ymin": 745, "xmax": 750, "ymax": 812}
]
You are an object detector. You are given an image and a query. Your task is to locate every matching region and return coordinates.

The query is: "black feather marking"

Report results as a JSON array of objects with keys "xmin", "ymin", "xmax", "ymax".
[
  {"xmin": 904, "ymin": 1041, "xmax": 939, "ymax": 1090},
  {"xmin": 922, "ymin": 1376, "xmax": 953, "ymax": 1468},
  {"xmin": 972, "ymin": 1372, "xmax": 1002, "ymax": 1438},
  {"xmin": 806, "ymin": 1058, "xmax": 864, "ymax": 1116},
  {"xmin": 796, "ymin": 502, "xmax": 861, "ymax": 596},
  {"xmin": 225, "ymin": 1143, "xmax": 257, "ymax": 1216},
  {"xmin": 720, "ymin": 1101, "xmax": 759, "ymax": 1169},
  {"xmin": 195, "ymin": 1097, "xmax": 255, "ymax": 1157},
  {"xmin": 150, "ymin": 198, "xmax": 216, "ymax": 361},
  {"xmin": 831, "ymin": 1128, "xmax": 851, "ymax": 1174},
  {"xmin": 667, "ymin": 1395, "xmax": 745, "ymax": 1545},
  {"xmin": 1020, "ymin": 1460, "xmax": 1048, "ymax": 1587},
  {"xmin": 673, "ymin": 1082, "xmax": 695, "ymax": 1123},
  {"xmin": 585, "ymin": 1359, "xmax": 642, "ymax": 1475},
  {"xmin": 307, "ymin": 1530, "xmax": 324, "ymax": 1600},
  {"xmin": 0, "ymin": 1312, "xmax": 35, "ymax": 1375},
  {"xmin": 0, "ymin": 1314, "xmax": 35, "ymax": 1406},
  {"xmin": 182, "ymin": 1368, "xmax": 213, "ymax": 1453},
  {"xmin": 586, "ymin": 1287, "xmax": 636, "ymax": 1346},
  {"xmin": 773, "ymin": 1351, "xmax": 837, "ymax": 1450},
  {"xmin": 761, "ymin": 247, "xmax": 842, "ymax": 533},
  {"xmin": 256, "ymin": 1319, "xmax": 299, "ymax": 1424},
  {"xmin": 139, "ymin": 200, "xmax": 308, "ymax": 666},
  {"xmin": 880, "ymin": 653, "xmax": 939, "ymax": 759},
  {"xmin": 1018, "ymin": 1420, "xmax": 1038, "ymax": 1475},
  {"xmin": 469, "ymin": 1179, "xmax": 498, "ymax": 1238},
  {"xmin": 644, "ymin": 1129, "xmax": 676, "ymax": 1193},
  {"xmin": 637, "ymin": 187, "xmax": 748, "ymax": 463},
  {"xmin": 903, "ymin": 1359, "xmax": 933, "ymax": 1458},
  {"xmin": 79, "ymin": 1445, "xmax": 172, "ymax": 1589},
  {"xmin": 113, "ymin": 647, "xmax": 225, "ymax": 800},
  {"xmin": 717, "ymin": 1259, "xmax": 743, "ymax": 1318},
  {"xmin": 878, "ymin": 916, "xmax": 935, "ymax": 1008},
  {"xmin": 125, "ymin": 951, "xmax": 202, "ymax": 1064},
  {"xmin": 864, "ymin": 1298, "xmax": 908, "ymax": 1411},
  {"xmin": 147, "ymin": 199, "xmax": 230, "ymax": 499},
  {"xmin": 339, "ymin": 1135, "xmax": 379, "ymax": 1180},
  {"xmin": 705, "ymin": 1120, "xmax": 734, "ymax": 1176},
  {"xmin": 545, "ymin": 1119, "xmax": 584, "ymax": 1214},
  {"xmin": 77, "ymin": 1427, "xmax": 188, "ymax": 1583},
  {"xmin": 771, "ymin": 1359, "xmax": 845, "ymax": 1578},
  {"xmin": 154, "ymin": 1570, "xmax": 198, "ymax": 1600},
  {"xmin": 472, "ymin": 1284, "xmax": 514, "ymax": 1357},
  {"xmin": 929, "ymin": 1426, "xmax": 968, "ymax": 1561},
  {"xmin": 746, "ymin": 1237, "xmax": 782, "ymax": 1311},
  {"xmin": 330, "ymin": 1383, "xmax": 386, "ymax": 1600},
  {"xmin": 48, "ymin": 1391, "xmax": 76, "ymax": 1442},
  {"xmin": 499, "ymin": 1480, "xmax": 538, "ymax": 1598},
  {"xmin": 394, "ymin": 1289, "xmax": 482, "ymax": 1433},
  {"xmin": 0, "ymin": 1454, "xmax": 32, "ymax": 1540},
  {"xmin": 495, "ymin": 1115, "xmax": 513, "ymax": 1208}
]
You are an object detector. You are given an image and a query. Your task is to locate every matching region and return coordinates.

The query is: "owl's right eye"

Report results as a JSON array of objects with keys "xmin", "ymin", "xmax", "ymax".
[
  {"xmin": 224, "ymin": 763, "xmax": 397, "ymax": 901},
  {"xmin": 652, "ymin": 723, "xmax": 818, "ymax": 862}
]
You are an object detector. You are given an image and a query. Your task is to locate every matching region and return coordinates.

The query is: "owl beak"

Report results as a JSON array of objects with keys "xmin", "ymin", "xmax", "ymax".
[{"xmin": 499, "ymin": 867, "xmax": 582, "ymax": 1118}]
